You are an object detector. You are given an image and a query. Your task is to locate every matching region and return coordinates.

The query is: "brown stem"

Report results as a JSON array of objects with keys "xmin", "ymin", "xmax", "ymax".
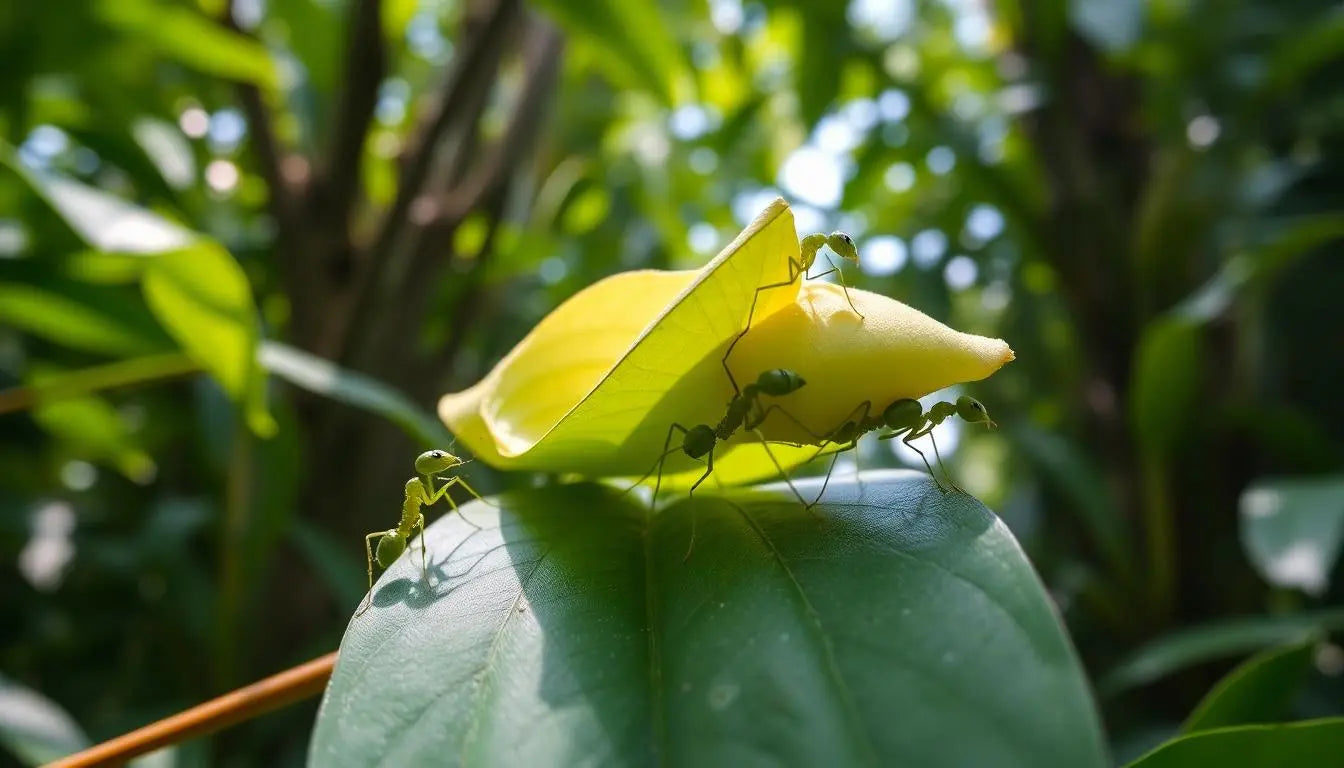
[
  {"xmin": 336, "ymin": 0, "xmax": 522, "ymax": 367},
  {"xmin": 47, "ymin": 652, "xmax": 337, "ymax": 768}
]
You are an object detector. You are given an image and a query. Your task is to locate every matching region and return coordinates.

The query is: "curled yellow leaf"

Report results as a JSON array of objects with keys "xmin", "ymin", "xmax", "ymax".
[{"xmin": 439, "ymin": 199, "xmax": 1013, "ymax": 488}]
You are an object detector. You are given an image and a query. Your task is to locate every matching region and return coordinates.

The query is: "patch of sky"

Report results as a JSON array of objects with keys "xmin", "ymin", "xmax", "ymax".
[
  {"xmin": 779, "ymin": 146, "xmax": 844, "ymax": 209},
  {"xmin": 878, "ymin": 89, "xmax": 910, "ymax": 122},
  {"xmin": 19, "ymin": 125, "xmax": 68, "ymax": 167},
  {"xmin": 841, "ymin": 99, "xmax": 880, "ymax": 132},
  {"xmin": 847, "ymin": 0, "xmax": 915, "ymax": 42},
  {"xmin": 944, "ymin": 255, "xmax": 977, "ymax": 290},
  {"xmin": 791, "ymin": 204, "xmax": 827, "ymax": 237},
  {"xmin": 670, "ymin": 104, "xmax": 712, "ymax": 141},
  {"xmin": 376, "ymin": 79, "xmax": 410, "ymax": 125},
  {"xmin": 732, "ymin": 187, "xmax": 785, "ymax": 226},
  {"xmin": 860, "ymin": 235, "xmax": 907, "ymax": 276},
  {"xmin": 407, "ymin": 13, "xmax": 449, "ymax": 61},
  {"xmin": 710, "ymin": 0, "xmax": 744, "ymax": 34},
  {"xmin": 814, "ymin": 114, "xmax": 862, "ymax": 154},
  {"xmin": 911, "ymin": 229, "xmax": 947, "ymax": 268},
  {"xmin": 964, "ymin": 204, "xmax": 1004, "ymax": 244},
  {"xmin": 926, "ymin": 146, "xmax": 956, "ymax": 175},
  {"xmin": 884, "ymin": 162, "xmax": 915, "ymax": 193},
  {"xmin": 688, "ymin": 222, "xmax": 719, "ymax": 254},
  {"xmin": 209, "ymin": 109, "xmax": 247, "ymax": 153},
  {"xmin": 688, "ymin": 147, "xmax": 718, "ymax": 175}
]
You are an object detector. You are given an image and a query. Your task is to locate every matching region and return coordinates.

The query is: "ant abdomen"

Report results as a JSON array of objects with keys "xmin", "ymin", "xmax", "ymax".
[
  {"xmin": 375, "ymin": 529, "xmax": 405, "ymax": 568},
  {"xmin": 755, "ymin": 368, "xmax": 806, "ymax": 397},
  {"xmin": 883, "ymin": 399, "xmax": 922, "ymax": 429},
  {"xmin": 682, "ymin": 425, "xmax": 717, "ymax": 460}
]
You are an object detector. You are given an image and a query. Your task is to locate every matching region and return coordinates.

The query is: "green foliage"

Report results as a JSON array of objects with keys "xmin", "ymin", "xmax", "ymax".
[
  {"xmin": 312, "ymin": 474, "xmax": 1107, "ymax": 767},
  {"xmin": 3, "ymin": 0, "xmax": 1343, "ymax": 764},
  {"xmin": 1126, "ymin": 719, "xmax": 1344, "ymax": 768},
  {"xmin": 1182, "ymin": 639, "xmax": 1318, "ymax": 732},
  {"xmin": 1239, "ymin": 476, "xmax": 1344, "ymax": 595}
]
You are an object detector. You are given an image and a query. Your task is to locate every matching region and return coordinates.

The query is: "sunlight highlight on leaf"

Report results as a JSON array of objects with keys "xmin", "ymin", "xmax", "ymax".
[{"xmin": 440, "ymin": 199, "xmax": 1014, "ymax": 487}]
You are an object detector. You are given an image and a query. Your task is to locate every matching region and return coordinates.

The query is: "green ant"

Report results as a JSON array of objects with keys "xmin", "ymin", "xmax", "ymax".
[
  {"xmin": 804, "ymin": 395, "xmax": 998, "ymax": 505},
  {"xmin": 356, "ymin": 449, "xmax": 485, "ymax": 616},
  {"xmin": 720, "ymin": 231, "xmax": 863, "ymax": 400},
  {"xmin": 645, "ymin": 367, "xmax": 809, "ymax": 504},
  {"xmin": 631, "ymin": 367, "xmax": 811, "ymax": 558}
]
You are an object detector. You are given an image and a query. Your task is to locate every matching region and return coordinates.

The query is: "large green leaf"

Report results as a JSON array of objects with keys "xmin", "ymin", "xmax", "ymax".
[
  {"xmin": 310, "ymin": 471, "xmax": 1108, "ymax": 767},
  {"xmin": 1239, "ymin": 475, "xmax": 1344, "ymax": 596},
  {"xmin": 1127, "ymin": 719, "xmax": 1344, "ymax": 768},
  {"xmin": 1182, "ymin": 638, "xmax": 1317, "ymax": 733}
]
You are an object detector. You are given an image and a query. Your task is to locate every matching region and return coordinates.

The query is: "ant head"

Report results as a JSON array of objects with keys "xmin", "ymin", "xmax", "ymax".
[
  {"xmin": 827, "ymin": 231, "xmax": 859, "ymax": 262},
  {"xmin": 882, "ymin": 399, "xmax": 923, "ymax": 429},
  {"xmin": 755, "ymin": 368, "xmax": 806, "ymax": 396},
  {"xmin": 683, "ymin": 425, "xmax": 717, "ymax": 460},
  {"xmin": 415, "ymin": 449, "xmax": 465, "ymax": 476},
  {"xmin": 955, "ymin": 396, "xmax": 996, "ymax": 428}
]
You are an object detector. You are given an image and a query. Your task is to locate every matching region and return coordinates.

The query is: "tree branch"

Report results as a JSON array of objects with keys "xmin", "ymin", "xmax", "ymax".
[
  {"xmin": 318, "ymin": 0, "xmax": 386, "ymax": 238},
  {"xmin": 335, "ymin": 0, "xmax": 523, "ymax": 366},
  {"xmin": 440, "ymin": 21, "xmax": 565, "ymax": 225},
  {"xmin": 369, "ymin": 0, "xmax": 520, "ymax": 265}
]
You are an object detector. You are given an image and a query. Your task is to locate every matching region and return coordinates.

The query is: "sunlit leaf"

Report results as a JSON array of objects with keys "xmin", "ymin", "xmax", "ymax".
[
  {"xmin": 95, "ymin": 0, "xmax": 278, "ymax": 89},
  {"xmin": 439, "ymin": 200, "xmax": 1013, "ymax": 485},
  {"xmin": 1239, "ymin": 475, "xmax": 1344, "ymax": 596},
  {"xmin": 0, "ymin": 283, "xmax": 168, "ymax": 356},
  {"xmin": 143, "ymin": 244, "xmax": 275, "ymax": 437},
  {"xmin": 311, "ymin": 472, "xmax": 1108, "ymax": 767},
  {"xmin": 2, "ymin": 144, "xmax": 275, "ymax": 436},
  {"xmin": 33, "ymin": 393, "xmax": 156, "ymax": 483},
  {"xmin": 1183, "ymin": 638, "xmax": 1317, "ymax": 732}
]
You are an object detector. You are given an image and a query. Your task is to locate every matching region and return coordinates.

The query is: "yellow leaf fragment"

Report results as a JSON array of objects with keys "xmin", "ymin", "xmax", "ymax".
[{"xmin": 439, "ymin": 199, "xmax": 1013, "ymax": 488}]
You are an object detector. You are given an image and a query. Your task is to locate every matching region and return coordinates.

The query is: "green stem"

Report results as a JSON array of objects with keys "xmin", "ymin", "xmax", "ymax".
[
  {"xmin": 216, "ymin": 417, "xmax": 253, "ymax": 691},
  {"xmin": 0, "ymin": 352, "xmax": 200, "ymax": 414},
  {"xmin": 1141, "ymin": 455, "xmax": 1176, "ymax": 624}
]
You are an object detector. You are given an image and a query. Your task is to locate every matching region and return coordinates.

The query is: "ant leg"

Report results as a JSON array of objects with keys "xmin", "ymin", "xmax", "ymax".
[
  {"xmin": 928, "ymin": 433, "xmax": 965, "ymax": 494},
  {"xmin": 415, "ymin": 513, "xmax": 428, "ymax": 582},
  {"xmin": 749, "ymin": 428, "xmax": 818, "ymax": 517},
  {"xmin": 356, "ymin": 532, "xmax": 381, "ymax": 617},
  {"xmin": 652, "ymin": 423, "xmax": 691, "ymax": 512},
  {"xmin": 750, "ymin": 403, "xmax": 826, "ymax": 442},
  {"xmin": 902, "ymin": 429, "xmax": 947, "ymax": 493},
  {"xmin": 823, "ymin": 254, "xmax": 864, "ymax": 319},
  {"xmin": 810, "ymin": 446, "xmax": 848, "ymax": 509},
  {"xmin": 430, "ymin": 477, "xmax": 487, "ymax": 529},
  {"xmin": 806, "ymin": 401, "xmax": 870, "ymax": 507},
  {"xmin": 721, "ymin": 258, "xmax": 805, "ymax": 395},
  {"xmin": 683, "ymin": 446, "xmax": 715, "ymax": 561}
]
